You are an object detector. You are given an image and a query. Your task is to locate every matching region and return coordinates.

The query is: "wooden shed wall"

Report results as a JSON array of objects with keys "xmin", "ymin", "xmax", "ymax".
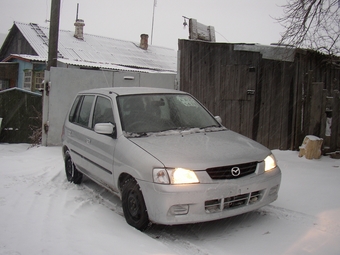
[
  {"xmin": 178, "ymin": 39, "xmax": 340, "ymax": 151},
  {"xmin": 0, "ymin": 89, "xmax": 42, "ymax": 143}
]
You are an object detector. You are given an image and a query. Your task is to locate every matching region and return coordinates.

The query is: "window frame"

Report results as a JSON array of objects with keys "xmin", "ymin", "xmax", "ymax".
[
  {"xmin": 33, "ymin": 71, "xmax": 44, "ymax": 90},
  {"xmin": 23, "ymin": 70, "xmax": 32, "ymax": 90}
]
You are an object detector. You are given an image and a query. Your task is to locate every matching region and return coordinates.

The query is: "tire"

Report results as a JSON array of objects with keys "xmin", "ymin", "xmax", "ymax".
[
  {"xmin": 65, "ymin": 150, "xmax": 83, "ymax": 184},
  {"xmin": 122, "ymin": 178, "xmax": 149, "ymax": 231}
]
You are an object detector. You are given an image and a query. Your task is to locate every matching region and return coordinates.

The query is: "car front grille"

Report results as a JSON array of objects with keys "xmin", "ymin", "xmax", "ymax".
[
  {"xmin": 206, "ymin": 162, "xmax": 258, "ymax": 180},
  {"xmin": 205, "ymin": 190, "xmax": 264, "ymax": 213}
]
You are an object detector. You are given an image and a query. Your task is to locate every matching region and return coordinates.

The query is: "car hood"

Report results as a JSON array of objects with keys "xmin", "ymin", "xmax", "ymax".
[{"xmin": 129, "ymin": 130, "xmax": 270, "ymax": 170}]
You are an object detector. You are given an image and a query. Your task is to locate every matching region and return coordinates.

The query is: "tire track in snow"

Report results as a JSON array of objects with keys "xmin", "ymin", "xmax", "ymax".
[
  {"xmin": 78, "ymin": 179, "xmax": 210, "ymax": 255},
  {"xmin": 262, "ymin": 205, "xmax": 340, "ymax": 236},
  {"xmin": 146, "ymin": 227, "xmax": 212, "ymax": 255},
  {"xmin": 54, "ymin": 171, "xmax": 340, "ymax": 255}
]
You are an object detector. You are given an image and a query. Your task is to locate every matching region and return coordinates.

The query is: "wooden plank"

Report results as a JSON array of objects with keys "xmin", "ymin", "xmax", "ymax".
[
  {"xmin": 309, "ymin": 82, "xmax": 324, "ymax": 136},
  {"xmin": 331, "ymin": 90, "xmax": 339, "ymax": 151}
]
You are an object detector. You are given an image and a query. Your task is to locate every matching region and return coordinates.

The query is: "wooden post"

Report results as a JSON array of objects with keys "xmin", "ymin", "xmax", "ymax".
[{"xmin": 47, "ymin": 0, "xmax": 61, "ymax": 71}]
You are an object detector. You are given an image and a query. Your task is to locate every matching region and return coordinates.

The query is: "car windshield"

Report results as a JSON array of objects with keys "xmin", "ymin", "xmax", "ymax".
[{"xmin": 117, "ymin": 93, "xmax": 222, "ymax": 136}]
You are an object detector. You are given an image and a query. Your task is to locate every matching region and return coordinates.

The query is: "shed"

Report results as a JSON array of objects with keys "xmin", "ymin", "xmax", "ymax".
[
  {"xmin": 0, "ymin": 87, "xmax": 42, "ymax": 143},
  {"xmin": 178, "ymin": 39, "xmax": 340, "ymax": 151}
]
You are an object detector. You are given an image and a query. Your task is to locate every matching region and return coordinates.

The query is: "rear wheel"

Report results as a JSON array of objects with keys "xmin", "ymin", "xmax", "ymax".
[
  {"xmin": 122, "ymin": 178, "xmax": 149, "ymax": 231},
  {"xmin": 65, "ymin": 150, "xmax": 83, "ymax": 184}
]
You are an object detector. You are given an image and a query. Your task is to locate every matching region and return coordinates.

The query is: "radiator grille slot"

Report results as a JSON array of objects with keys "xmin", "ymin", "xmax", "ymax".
[{"xmin": 205, "ymin": 190, "xmax": 264, "ymax": 213}]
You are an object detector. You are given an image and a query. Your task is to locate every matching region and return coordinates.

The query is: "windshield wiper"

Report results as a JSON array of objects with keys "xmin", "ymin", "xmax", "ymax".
[
  {"xmin": 200, "ymin": 125, "xmax": 219, "ymax": 129},
  {"xmin": 125, "ymin": 132, "xmax": 149, "ymax": 138}
]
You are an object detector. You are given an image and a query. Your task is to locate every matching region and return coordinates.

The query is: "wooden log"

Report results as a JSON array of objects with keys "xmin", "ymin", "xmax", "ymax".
[{"xmin": 299, "ymin": 135, "xmax": 323, "ymax": 159}]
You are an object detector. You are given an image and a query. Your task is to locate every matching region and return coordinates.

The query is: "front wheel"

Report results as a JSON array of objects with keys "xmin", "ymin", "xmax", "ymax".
[
  {"xmin": 122, "ymin": 178, "xmax": 149, "ymax": 231},
  {"xmin": 64, "ymin": 150, "xmax": 83, "ymax": 184}
]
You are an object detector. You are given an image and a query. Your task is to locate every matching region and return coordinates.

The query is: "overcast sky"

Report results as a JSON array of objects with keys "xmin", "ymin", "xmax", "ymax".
[{"xmin": 0, "ymin": 0, "xmax": 287, "ymax": 50}]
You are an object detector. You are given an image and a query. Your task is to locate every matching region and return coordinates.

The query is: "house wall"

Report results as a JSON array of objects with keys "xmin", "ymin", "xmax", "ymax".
[
  {"xmin": 0, "ymin": 26, "xmax": 37, "ymax": 61},
  {"xmin": 42, "ymin": 67, "xmax": 176, "ymax": 146},
  {"xmin": 11, "ymin": 59, "xmax": 32, "ymax": 89}
]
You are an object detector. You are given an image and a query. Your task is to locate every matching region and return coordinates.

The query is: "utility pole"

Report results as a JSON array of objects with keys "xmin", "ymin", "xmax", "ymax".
[
  {"xmin": 150, "ymin": 0, "xmax": 156, "ymax": 45},
  {"xmin": 47, "ymin": 0, "xmax": 61, "ymax": 70}
]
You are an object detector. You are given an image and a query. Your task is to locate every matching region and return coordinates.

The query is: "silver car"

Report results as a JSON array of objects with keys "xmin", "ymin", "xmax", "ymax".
[{"xmin": 62, "ymin": 87, "xmax": 281, "ymax": 230}]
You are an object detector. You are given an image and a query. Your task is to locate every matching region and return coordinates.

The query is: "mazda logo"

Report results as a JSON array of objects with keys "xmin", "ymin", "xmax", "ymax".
[{"xmin": 231, "ymin": 167, "xmax": 241, "ymax": 177}]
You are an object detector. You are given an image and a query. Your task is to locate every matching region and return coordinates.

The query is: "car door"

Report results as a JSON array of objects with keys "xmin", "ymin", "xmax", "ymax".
[
  {"xmin": 66, "ymin": 94, "xmax": 96, "ymax": 175},
  {"xmin": 84, "ymin": 95, "xmax": 117, "ymax": 189}
]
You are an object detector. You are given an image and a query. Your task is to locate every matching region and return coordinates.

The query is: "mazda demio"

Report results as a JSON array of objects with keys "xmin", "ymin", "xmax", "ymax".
[{"xmin": 62, "ymin": 87, "xmax": 281, "ymax": 230}]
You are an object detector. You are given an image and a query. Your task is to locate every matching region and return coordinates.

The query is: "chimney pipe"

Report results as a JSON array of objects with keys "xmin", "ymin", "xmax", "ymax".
[
  {"xmin": 74, "ymin": 19, "xmax": 85, "ymax": 40},
  {"xmin": 140, "ymin": 34, "xmax": 149, "ymax": 50}
]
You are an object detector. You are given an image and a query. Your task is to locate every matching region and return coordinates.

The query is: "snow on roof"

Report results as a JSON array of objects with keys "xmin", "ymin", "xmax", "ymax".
[
  {"xmin": 0, "ymin": 87, "xmax": 42, "ymax": 96},
  {"xmin": 3, "ymin": 54, "xmax": 46, "ymax": 62},
  {"xmin": 80, "ymin": 86, "xmax": 185, "ymax": 96},
  {"xmin": 234, "ymin": 43, "xmax": 296, "ymax": 62},
  {"xmin": 14, "ymin": 22, "xmax": 177, "ymax": 73}
]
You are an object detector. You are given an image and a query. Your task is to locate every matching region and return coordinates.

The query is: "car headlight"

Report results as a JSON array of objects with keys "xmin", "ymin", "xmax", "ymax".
[
  {"xmin": 153, "ymin": 168, "xmax": 199, "ymax": 184},
  {"xmin": 264, "ymin": 154, "xmax": 277, "ymax": 172}
]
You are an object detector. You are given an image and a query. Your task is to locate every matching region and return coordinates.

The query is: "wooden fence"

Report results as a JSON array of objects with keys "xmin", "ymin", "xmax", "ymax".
[
  {"xmin": 178, "ymin": 39, "xmax": 340, "ymax": 151},
  {"xmin": 0, "ymin": 88, "xmax": 42, "ymax": 143}
]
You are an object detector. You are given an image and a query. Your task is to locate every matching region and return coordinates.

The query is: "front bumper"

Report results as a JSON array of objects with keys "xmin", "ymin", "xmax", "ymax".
[{"xmin": 138, "ymin": 167, "xmax": 281, "ymax": 225}]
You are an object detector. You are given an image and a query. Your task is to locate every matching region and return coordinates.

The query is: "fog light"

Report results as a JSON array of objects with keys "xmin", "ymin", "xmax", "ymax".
[{"xmin": 169, "ymin": 204, "xmax": 189, "ymax": 215}]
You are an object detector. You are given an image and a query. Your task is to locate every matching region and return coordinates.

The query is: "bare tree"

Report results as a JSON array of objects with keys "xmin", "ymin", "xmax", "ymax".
[{"xmin": 277, "ymin": 0, "xmax": 340, "ymax": 55}]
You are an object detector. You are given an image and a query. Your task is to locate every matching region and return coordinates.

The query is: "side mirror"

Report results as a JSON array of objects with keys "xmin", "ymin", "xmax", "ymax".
[
  {"xmin": 94, "ymin": 123, "xmax": 116, "ymax": 137},
  {"xmin": 215, "ymin": 116, "xmax": 222, "ymax": 124}
]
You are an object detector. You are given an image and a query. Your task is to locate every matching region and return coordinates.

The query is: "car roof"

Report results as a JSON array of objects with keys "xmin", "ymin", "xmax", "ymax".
[{"xmin": 79, "ymin": 87, "xmax": 188, "ymax": 96}]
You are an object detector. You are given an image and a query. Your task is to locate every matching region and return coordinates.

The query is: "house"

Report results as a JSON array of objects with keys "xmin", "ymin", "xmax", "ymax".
[
  {"xmin": 0, "ymin": 21, "xmax": 177, "ymax": 92},
  {"xmin": 0, "ymin": 21, "xmax": 177, "ymax": 144}
]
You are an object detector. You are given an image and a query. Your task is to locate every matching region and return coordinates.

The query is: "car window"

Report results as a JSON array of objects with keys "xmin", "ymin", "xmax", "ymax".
[
  {"xmin": 169, "ymin": 95, "xmax": 215, "ymax": 128},
  {"xmin": 92, "ymin": 96, "xmax": 114, "ymax": 128},
  {"xmin": 69, "ymin": 95, "xmax": 95, "ymax": 127},
  {"xmin": 117, "ymin": 94, "xmax": 220, "ymax": 134},
  {"xmin": 69, "ymin": 95, "xmax": 82, "ymax": 122},
  {"xmin": 78, "ymin": 95, "xmax": 95, "ymax": 127}
]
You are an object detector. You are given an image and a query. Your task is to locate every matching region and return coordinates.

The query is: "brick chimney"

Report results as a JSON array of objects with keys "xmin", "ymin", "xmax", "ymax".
[
  {"xmin": 140, "ymin": 34, "xmax": 149, "ymax": 50},
  {"xmin": 74, "ymin": 19, "xmax": 85, "ymax": 40}
]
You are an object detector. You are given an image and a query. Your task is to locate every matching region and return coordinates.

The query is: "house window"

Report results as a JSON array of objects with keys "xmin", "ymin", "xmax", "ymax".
[
  {"xmin": 0, "ymin": 79, "xmax": 9, "ymax": 90},
  {"xmin": 34, "ymin": 71, "xmax": 44, "ymax": 90},
  {"xmin": 24, "ymin": 70, "xmax": 32, "ymax": 90}
]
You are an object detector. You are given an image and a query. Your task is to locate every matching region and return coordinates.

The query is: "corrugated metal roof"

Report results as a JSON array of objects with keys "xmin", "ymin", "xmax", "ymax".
[
  {"xmin": 4, "ymin": 54, "xmax": 46, "ymax": 62},
  {"xmin": 14, "ymin": 22, "xmax": 177, "ymax": 73},
  {"xmin": 0, "ymin": 87, "xmax": 42, "ymax": 96}
]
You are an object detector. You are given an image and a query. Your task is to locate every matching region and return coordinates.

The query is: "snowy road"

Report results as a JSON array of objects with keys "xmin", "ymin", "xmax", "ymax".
[{"xmin": 1, "ymin": 144, "xmax": 340, "ymax": 255}]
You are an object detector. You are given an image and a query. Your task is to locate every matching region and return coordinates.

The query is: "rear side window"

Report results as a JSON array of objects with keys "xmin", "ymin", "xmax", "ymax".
[
  {"xmin": 68, "ymin": 95, "xmax": 95, "ymax": 127},
  {"xmin": 68, "ymin": 95, "xmax": 81, "ymax": 122}
]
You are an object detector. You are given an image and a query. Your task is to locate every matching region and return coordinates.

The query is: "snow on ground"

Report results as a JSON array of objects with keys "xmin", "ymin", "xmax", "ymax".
[{"xmin": 0, "ymin": 144, "xmax": 340, "ymax": 255}]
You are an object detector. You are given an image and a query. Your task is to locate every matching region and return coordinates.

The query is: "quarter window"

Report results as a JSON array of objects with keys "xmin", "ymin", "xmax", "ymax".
[{"xmin": 69, "ymin": 95, "xmax": 82, "ymax": 122}]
